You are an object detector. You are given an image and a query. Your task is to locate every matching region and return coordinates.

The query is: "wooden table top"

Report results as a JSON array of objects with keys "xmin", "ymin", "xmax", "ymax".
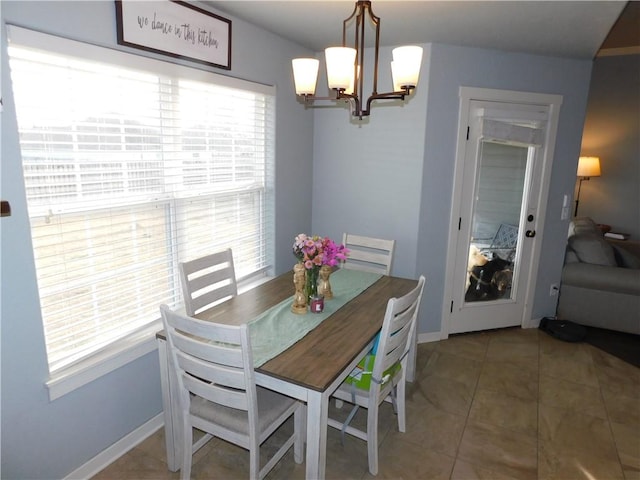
[
  {"xmin": 160, "ymin": 271, "xmax": 417, "ymax": 393},
  {"xmin": 258, "ymin": 274, "xmax": 417, "ymax": 392}
]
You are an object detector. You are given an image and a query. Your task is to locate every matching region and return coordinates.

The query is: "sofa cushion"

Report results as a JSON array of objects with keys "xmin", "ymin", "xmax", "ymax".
[{"xmin": 568, "ymin": 234, "xmax": 617, "ymax": 266}]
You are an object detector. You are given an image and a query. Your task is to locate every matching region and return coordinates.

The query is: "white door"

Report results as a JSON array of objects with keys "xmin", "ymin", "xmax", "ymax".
[{"xmin": 444, "ymin": 89, "xmax": 562, "ymax": 335}]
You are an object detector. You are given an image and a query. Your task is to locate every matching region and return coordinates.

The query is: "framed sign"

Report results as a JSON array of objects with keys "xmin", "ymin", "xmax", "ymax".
[{"xmin": 115, "ymin": 0, "xmax": 231, "ymax": 70}]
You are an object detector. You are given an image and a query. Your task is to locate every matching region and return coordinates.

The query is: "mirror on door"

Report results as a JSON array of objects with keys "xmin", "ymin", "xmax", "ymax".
[{"xmin": 464, "ymin": 140, "xmax": 528, "ymax": 303}]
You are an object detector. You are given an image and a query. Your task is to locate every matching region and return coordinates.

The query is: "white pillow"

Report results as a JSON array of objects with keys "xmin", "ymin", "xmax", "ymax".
[{"xmin": 568, "ymin": 234, "xmax": 617, "ymax": 266}]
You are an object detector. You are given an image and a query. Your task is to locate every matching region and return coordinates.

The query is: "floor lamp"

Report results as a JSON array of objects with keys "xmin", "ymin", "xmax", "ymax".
[{"xmin": 574, "ymin": 156, "xmax": 601, "ymax": 217}]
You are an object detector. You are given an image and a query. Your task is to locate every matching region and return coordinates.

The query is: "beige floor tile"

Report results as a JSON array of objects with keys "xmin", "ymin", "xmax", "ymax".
[
  {"xmin": 610, "ymin": 421, "xmax": 640, "ymax": 476},
  {"xmin": 477, "ymin": 360, "xmax": 538, "ymax": 400},
  {"xmin": 389, "ymin": 401, "xmax": 466, "ymax": 457},
  {"xmin": 425, "ymin": 350, "xmax": 483, "ymax": 387},
  {"xmin": 435, "ymin": 332, "xmax": 489, "ymax": 362},
  {"xmin": 91, "ymin": 448, "xmax": 178, "ymax": 480},
  {"xmin": 538, "ymin": 374, "xmax": 608, "ymax": 419},
  {"xmin": 485, "ymin": 326, "xmax": 540, "ymax": 345},
  {"xmin": 134, "ymin": 427, "xmax": 171, "ymax": 463},
  {"xmin": 419, "ymin": 372, "xmax": 475, "ymax": 416},
  {"xmin": 367, "ymin": 437, "xmax": 455, "ymax": 479},
  {"xmin": 451, "ymin": 458, "xmax": 523, "ymax": 480},
  {"xmin": 457, "ymin": 421, "xmax": 537, "ymax": 480},
  {"xmin": 323, "ymin": 427, "xmax": 370, "ymax": 480},
  {"xmin": 468, "ymin": 389, "xmax": 537, "ymax": 436},
  {"xmin": 538, "ymin": 334, "xmax": 594, "ymax": 362},
  {"xmin": 485, "ymin": 340, "xmax": 539, "ymax": 367},
  {"xmin": 539, "ymin": 351, "xmax": 600, "ymax": 388},
  {"xmin": 538, "ymin": 404, "xmax": 624, "ymax": 480},
  {"xmin": 592, "ymin": 348, "xmax": 640, "ymax": 398},
  {"xmin": 601, "ymin": 388, "xmax": 640, "ymax": 426}
]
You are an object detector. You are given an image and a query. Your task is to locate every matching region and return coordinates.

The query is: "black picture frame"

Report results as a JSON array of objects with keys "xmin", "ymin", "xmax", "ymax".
[{"xmin": 115, "ymin": 0, "xmax": 231, "ymax": 70}]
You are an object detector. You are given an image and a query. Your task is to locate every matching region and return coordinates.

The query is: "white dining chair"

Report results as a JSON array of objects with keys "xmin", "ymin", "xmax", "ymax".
[
  {"xmin": 159, "ymin": 304, "xmax": 304, "ymax": 480},
  {"xmin": 179, "ymin": 248, "xmax": 238, "ymax": 316},
  {"xmin": 327, "ymin": 275, "xmax": 425, "ymax": 475},
  {"xmin": 341, "ymin": 233, "xmax": 395, "ymax": 275}
]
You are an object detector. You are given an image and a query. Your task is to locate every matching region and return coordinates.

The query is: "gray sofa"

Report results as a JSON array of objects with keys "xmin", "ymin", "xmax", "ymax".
[{"xmin": 557, "ymin": 217, "xmax": 640, "ymax": 335}]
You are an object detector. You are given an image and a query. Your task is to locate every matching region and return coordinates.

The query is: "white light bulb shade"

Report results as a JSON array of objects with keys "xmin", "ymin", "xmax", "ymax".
[
  {"xmin": 577, "ymin": 156, "xmax": 601, "ymax": 177},
  {"xmin": 292, "ymin": 58, "xmax": 319, "ymax": 95},
  {"xmin": 345, "ymin": 65, "xmax": 360, "ymax": 95},
  {"xmin": 325, "ymin": 47, "xmax": 357, "ymax": 90},
  {"xmin": 391, "ymin": 46, "xmax": 423, "ymax": 89}
]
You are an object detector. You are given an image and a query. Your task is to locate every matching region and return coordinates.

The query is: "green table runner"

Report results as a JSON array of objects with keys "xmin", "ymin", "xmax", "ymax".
[{"xmin": 249, "ymin": 269, "xmax": 382, "ymax": 366}]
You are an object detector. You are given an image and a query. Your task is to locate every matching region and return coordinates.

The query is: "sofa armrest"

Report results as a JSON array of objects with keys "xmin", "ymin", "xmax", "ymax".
[
  {"xmin": 561, "ymin": 262, "xmax": 640, "ymax": 296},
  {"xmin": 608, "ymin": 239, "xmax": 640, "ymax": 260}
]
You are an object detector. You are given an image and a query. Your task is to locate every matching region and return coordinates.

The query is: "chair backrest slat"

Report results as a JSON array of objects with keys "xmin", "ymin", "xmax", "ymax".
[
  {"xmin": 172, "ymin": 333, "xmax": 244, "ymax": 367},
  {"xmin": 341, "ymin": 233, "xmax": 395, "ymax": 275},
  {"xmin": 180, "ymin": 248, "xmax": 238, "ymax": 316},
  {"xmin": 176, "ymin": 350, "xmax": 246, "ymax": 389},
  {"xmin": 183, "ymin": 373, "xmax": 249, "ymax": 411}
]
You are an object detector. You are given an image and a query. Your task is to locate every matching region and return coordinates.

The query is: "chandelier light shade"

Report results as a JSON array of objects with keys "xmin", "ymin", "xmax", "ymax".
[
  {"xmin": 574, "ymin": 156, "xmax": 602, "ymax": 217},
  {"xmin": 325, "ymin": 47, "xmax": 357, "ymax": 90},
  {"xmin": 391, "ymin": 46, "xmax": 423, "ymax": 89},
  {"xmin": 292, "ymin": 58, "xmax": 320, "ymax": 95},
  {"xmin": 291, "ymin": 0, "xmax": 423, "ymax": 120}
]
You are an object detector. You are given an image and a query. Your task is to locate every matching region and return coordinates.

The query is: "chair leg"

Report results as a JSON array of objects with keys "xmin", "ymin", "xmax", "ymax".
[
  {"xmin": 249, "ymin": 441, "xmax": 259, "ymax": 480},
  {"xmin": 396, "ymin": 380, "xmax": 406, "ymax": 433},
  {"xmin": 367, "ymin": 403, "xmax": 379, "ymax": 475},
  {"xmin": 180, "ymin": 417, "xmax": 193, "ymax": 480}
]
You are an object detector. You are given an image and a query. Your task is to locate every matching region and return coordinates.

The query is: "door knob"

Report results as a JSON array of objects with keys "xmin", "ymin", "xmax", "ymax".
[{"xmin": 525, "ymin": 230, "xmax": 536, "ymax": 238}]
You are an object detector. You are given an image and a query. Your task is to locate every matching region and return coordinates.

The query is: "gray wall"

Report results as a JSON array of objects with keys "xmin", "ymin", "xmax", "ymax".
[
  {"xmin": 578, "ymin": 54, "xmax": 640, "ymax": 237},
  {"xmin": 0, "ymin": 1, "xmax": 313, "ymax": 478},
  {"xmin": 1, "ymin": 1, "xmax": 595, "ymax": 478},
  {"xmin": 313, "ymin": 43, "xmax": 593, "ymax": 332}
]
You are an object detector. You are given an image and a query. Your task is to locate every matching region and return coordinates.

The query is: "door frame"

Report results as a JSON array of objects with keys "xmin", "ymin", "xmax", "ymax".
[{"xmin": 440, "ymin": 87, "xmax": 563, "ymax": 338}]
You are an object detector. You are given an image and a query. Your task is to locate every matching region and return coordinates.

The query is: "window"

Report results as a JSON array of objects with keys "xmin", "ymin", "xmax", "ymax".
[{"xmin": 8, "ymin": 26, "xmax": 275, "ymax": 376}]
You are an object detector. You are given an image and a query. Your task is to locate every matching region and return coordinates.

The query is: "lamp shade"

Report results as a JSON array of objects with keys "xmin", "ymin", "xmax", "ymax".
[
  {"xmin": 325, "ymin": 47, "xmax": 357, "ymax": 90},
  {"xmin": 391, "ymin": 46, "xmax": 423, "ymax": 89},
  {"xmin": 577, "ymin": 156, "xmax": 601, "ymax": 177},
  {"xmin": 292, "ymin": 58, "xmax": 319, "ymax": 95}
]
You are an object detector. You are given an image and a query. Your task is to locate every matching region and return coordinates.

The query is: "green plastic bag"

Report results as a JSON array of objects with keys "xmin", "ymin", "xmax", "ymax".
[{"xmin": 345, "ymin": 352, "xmax": 400, "ymax": 390}]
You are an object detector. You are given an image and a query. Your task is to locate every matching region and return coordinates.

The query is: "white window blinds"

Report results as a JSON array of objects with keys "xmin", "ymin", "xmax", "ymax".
[{"xmin": 8, "ymin": 26, "xmax": 275, "ymax": 373}]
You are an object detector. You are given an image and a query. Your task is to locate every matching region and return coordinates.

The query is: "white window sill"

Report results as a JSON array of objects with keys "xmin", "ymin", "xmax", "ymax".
[
  {"xmin": 46, "ymin": 322, "xmax": 162, "ymax": 401},
  {"xmin": 46, "ymin": 273, "xmax": 274, "ymax": 402}
]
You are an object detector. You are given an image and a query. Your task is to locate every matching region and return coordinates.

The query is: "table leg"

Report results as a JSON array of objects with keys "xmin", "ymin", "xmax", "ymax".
[{"xmin": 305, "ymin": 389, "xmax": 328, "ymax": 480}]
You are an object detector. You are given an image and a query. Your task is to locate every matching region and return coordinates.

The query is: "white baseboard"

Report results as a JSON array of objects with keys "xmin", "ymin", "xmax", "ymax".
[
  {"xmin": 417, "ymin": 331, "xmax": 441, "ymax": 344},
  {"xmin": 64, "ymin": 413, "xmax": 164, "ymax": 480}
]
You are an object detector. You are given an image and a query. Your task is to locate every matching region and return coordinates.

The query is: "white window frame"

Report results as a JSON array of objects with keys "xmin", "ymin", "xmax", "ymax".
[{"xmin": 7, "ymin": 26, "xmax": 276, "ymax": 400}]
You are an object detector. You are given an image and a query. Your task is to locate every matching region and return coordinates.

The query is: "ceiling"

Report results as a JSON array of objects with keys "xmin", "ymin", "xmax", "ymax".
[{"xmin": 204, "ymin": 1, "xmax": 637, "ymax": 60}]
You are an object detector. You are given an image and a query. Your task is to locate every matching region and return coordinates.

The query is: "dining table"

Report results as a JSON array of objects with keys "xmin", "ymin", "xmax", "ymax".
[{"xmin": 156, "ymin": 267, "xmax": 418, "ymax": 480}]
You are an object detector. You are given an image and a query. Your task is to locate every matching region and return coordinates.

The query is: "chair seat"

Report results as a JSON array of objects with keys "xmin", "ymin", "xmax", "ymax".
[
  {"xmin": 191, "ymin": 386, "xmax": 298, "ymax": 437},
  {"xmin": 332, "ymin": 374, "xmax": 397, "ymax": 407}
]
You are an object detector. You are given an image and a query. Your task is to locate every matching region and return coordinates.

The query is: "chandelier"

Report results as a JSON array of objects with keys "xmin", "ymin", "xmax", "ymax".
[{"xmin": 292, "ymin": 1, "xmax": 423, "ymax": 120}]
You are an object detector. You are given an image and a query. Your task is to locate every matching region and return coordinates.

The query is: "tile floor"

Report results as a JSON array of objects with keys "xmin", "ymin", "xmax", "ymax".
[{"xmin": 92, "ymin": 327, "xmax": 639, "ymax": 479}]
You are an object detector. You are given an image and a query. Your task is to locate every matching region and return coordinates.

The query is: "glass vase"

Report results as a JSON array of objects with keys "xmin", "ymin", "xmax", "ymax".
[{"xmin": 305, "ymin": 266, "xmax": 319, "ymax": 302}]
